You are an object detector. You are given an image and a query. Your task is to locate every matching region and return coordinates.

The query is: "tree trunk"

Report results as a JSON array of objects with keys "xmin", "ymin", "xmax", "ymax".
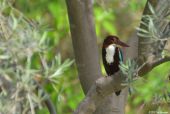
[
  {"xmin": 66, "ymin": 0, "xmax": 128, "ymax": 114},
  {"xmin": 66, "ymin": 0, "xmax": 170, "ymax": 114},
  {"xmin": 65, "ymin": 0, "xmax": 101, "ymax": 94}
]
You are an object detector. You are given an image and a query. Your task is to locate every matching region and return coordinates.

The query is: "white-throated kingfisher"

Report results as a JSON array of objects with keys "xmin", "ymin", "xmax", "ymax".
[{"xmin": 102, "ymin": 35, "xmax": 129, "ymax": 96}]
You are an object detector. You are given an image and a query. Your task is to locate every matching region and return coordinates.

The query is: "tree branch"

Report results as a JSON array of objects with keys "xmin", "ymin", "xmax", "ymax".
[
  {"xmin": 138, "ymin": 56, "xmax": 170, "ymax": 76},
  {"xmin": 73, "ymin": 56, "xmax": 170, "ymax": 114},
  {"xmin": 44, "ymin": 94, "xmax": 57, "ymax": 114},
  {"xmin": 152, "ymin": 56, "xmax": 170, "ymax": 67},
  {"xmin": 36, "ymin": 83, "xmax": 57, "ymax": 114},
  {"xmin": 65, "ymin": 0, "xmax": 170, "ymax": 114}
]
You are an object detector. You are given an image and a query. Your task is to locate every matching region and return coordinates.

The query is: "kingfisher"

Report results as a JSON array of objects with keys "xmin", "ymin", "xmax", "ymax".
[{"xmin": 102, "ymin": 35, "xmax": 129, "ymax": 96}]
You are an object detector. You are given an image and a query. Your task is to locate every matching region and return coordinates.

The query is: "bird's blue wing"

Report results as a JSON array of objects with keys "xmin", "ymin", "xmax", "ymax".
[{"xmin": 118, "ymin": 49, "xmax": 123, "ymax": 62}]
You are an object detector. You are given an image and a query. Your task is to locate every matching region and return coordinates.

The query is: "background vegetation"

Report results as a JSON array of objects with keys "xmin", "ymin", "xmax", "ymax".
[{"xmin": 1, "ymin": 0, "xmax": 170, "ymax": 114}]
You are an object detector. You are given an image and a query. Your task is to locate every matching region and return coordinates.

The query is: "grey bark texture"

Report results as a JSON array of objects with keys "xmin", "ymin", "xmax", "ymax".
[
  {"xmin": 66, "ymin": 0, "xmax": 170, "ymax": 114},
  {"xmin": 65, "ymin": 0, "xmax": 101, "ymax": 94},
  {"xmin": 71, "ymin": 57, "xmax": 170, "ymax": 114}
]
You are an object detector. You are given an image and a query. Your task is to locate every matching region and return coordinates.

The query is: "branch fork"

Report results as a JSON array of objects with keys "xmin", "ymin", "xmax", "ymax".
[{"xmin": 74, "ymin": 56, "xmax": 170, "ymax": 114}]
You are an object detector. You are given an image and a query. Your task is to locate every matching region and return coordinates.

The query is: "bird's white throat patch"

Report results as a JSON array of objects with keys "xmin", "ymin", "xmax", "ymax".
[{"xmin": 106, "ymin": 45, "xmax": 116, "ymax": 64}]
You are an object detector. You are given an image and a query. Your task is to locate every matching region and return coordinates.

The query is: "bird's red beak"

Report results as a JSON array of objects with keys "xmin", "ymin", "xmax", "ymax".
[{"xmin": 116, "ymin": 40, "xmax": 129, "ymax": 47}]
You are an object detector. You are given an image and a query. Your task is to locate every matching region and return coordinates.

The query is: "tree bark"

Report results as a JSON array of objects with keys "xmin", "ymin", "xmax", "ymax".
[
  {"xmin": 66, "ymin": 0, "xmax": 101, "ymax": 94},
  {"xmin": 66, "ymin": 0, "xmax": 130, "ymax": 114},
  {"xmin": 72, "ymin": 56, "xmax": 170, "ymax": 114},
  {"xmin": 94, "ymin": 32, "xmax": 139, "ymax": 114},
  {"xmin": 66, "ymin": 0, "xmax": 170, "ymax": 114}
]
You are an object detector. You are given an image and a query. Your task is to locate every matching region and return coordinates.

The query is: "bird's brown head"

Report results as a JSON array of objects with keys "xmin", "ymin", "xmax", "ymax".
[{"xmin": 103, "ymin": 35, "xmax": 129, "ymax": 48}]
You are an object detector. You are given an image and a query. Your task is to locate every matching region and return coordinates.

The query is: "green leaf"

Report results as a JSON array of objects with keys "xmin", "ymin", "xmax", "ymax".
[{"xmin": 148, "ymin": 2, "xmax": 155, "ymax": 15}]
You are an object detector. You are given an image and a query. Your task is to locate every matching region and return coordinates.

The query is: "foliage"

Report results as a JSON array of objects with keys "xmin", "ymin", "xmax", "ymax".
[
  {"xmin": 127, "ymin": 62, "xmax": 170, "ymax": 114},
  {"xmin": 1, "ymin": 0, "xmax": 160, "ymax": 114},
  {"xmin": 126, "ymin": 2, "xmax": 170, "ymax": 114},
  {"xmin": 137, "ymin": 2, "xmax": 170, "ymax": 41},
  {"xmin": 0, "ymin": 1, "xmax": 73, "ymax": 113},
  {"xmin": 119, "ymin": 59, "xmax": 139, "ymax": 94}
]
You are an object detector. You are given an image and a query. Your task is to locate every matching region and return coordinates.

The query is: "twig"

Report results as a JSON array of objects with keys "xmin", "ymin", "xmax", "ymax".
[
  {"xmin": 27, "ymin": 93, "xmax": 35, "ymax": 114},
  {"xmin": 152, "ymin": 56, "xmax": 170, "ymax": 67},
  {"xmin": 138, "ymin": 56, "xmax": 170, "ymax": 76},
  {"xmin": 44, "ymin": 98, "xmax": 57, "ymax": 114},
  {"xmin": 36, "ymin": 82, "xmax": 57, "ymax": 114}
]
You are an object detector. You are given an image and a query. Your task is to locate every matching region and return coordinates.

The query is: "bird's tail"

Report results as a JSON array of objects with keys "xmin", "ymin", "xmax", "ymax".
[{"xmin": 115, "ymin": 90, "xmax": 121, "ymax": 96}]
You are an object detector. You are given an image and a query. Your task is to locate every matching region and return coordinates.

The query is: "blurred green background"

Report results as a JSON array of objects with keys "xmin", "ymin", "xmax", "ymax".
[{"xmin": 14, "ymin": 0, "xmax": 170, "ymax": 114}]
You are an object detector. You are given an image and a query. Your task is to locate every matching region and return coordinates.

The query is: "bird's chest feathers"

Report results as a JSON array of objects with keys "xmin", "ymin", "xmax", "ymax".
[{"xmin": 105, "ymin": 45, "xmax": 116, "ymax": 64}]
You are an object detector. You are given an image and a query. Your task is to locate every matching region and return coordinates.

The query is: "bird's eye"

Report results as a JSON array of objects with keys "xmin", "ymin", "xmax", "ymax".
[{"xmin": 112, "ymin": 39, "xmax": 115, "ymax": 43}]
